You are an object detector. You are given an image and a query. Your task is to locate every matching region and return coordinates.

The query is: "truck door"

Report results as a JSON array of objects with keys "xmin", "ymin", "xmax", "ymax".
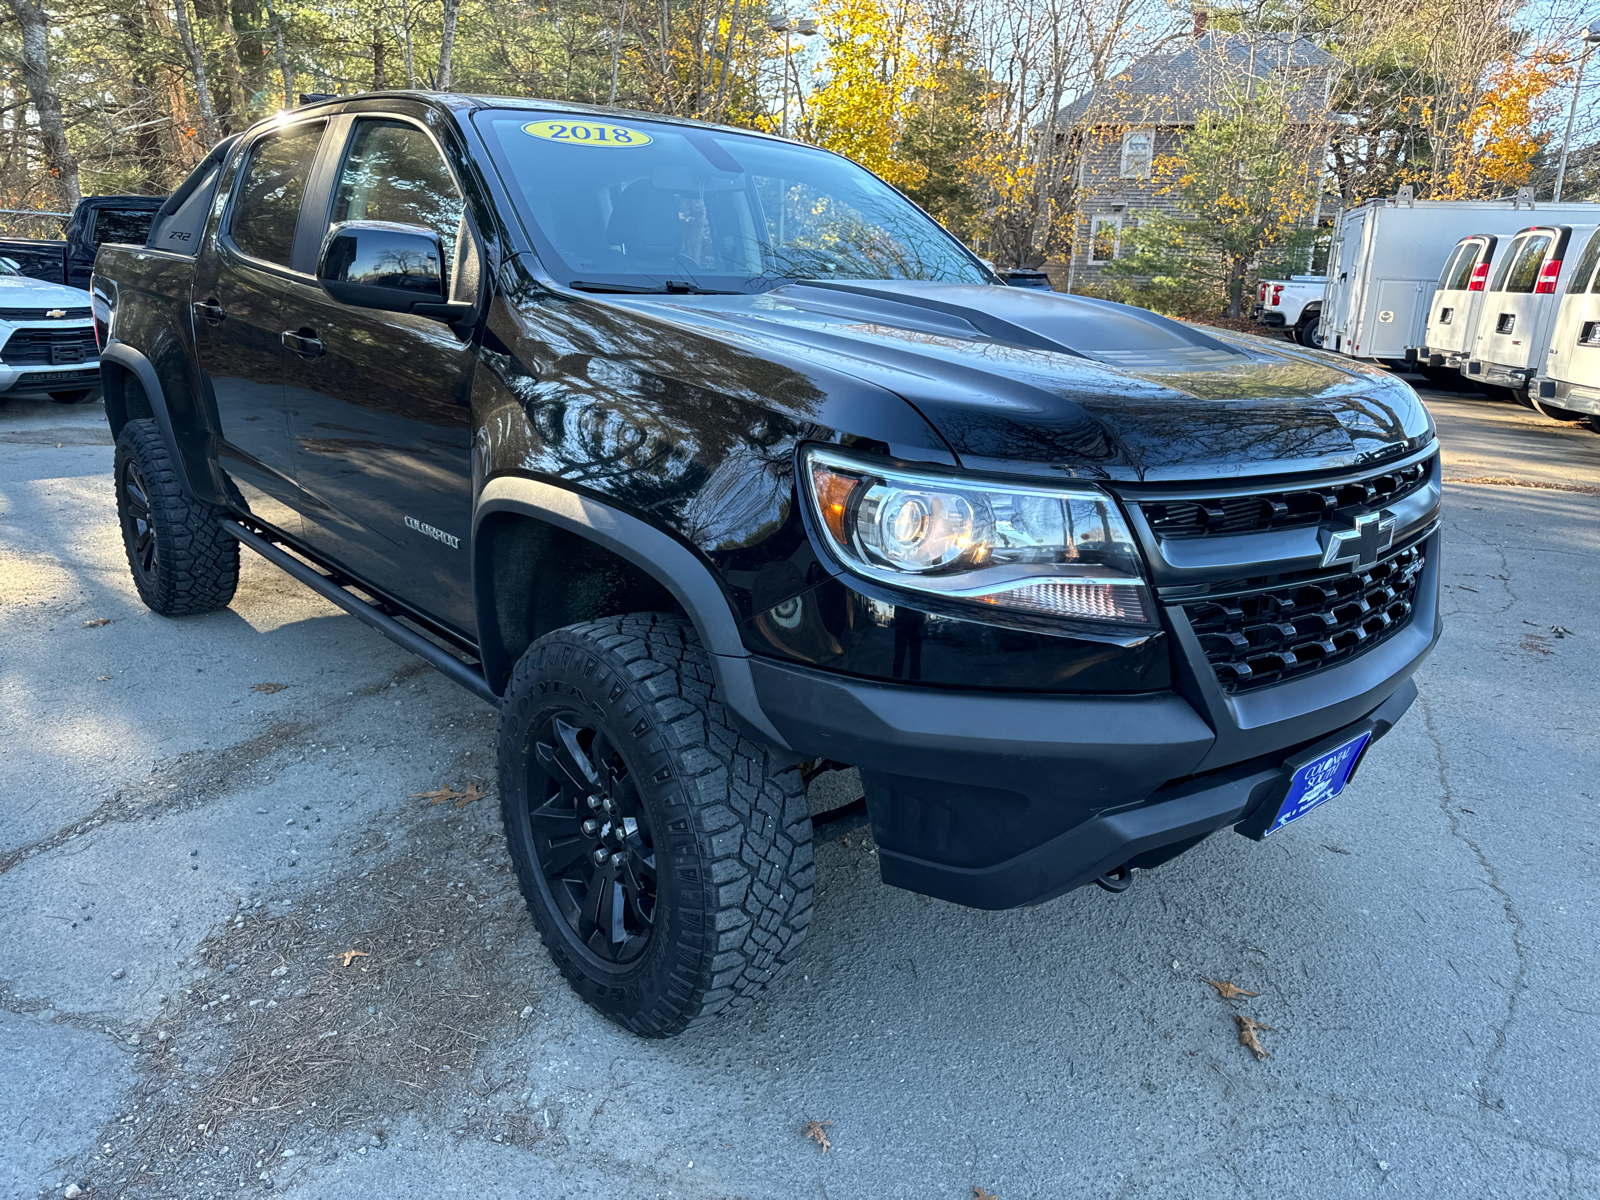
[
  {"xmin": 1478, "ymin": 228, "xmax": 1560, "ymax": 372},
  {"xmin": 191, "ymin": 117, "xmax": 329, "ymax": 537},
  {"xmin": 277, "ymin": 114, "xmax": 478, "ymax": 637},
  {"xmin": 1547, "ymin": 228, "xmax": 1600, "ymax": 389}
]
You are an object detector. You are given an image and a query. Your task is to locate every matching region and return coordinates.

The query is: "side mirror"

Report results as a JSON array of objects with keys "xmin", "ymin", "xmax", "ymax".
[{"xmin": 317, "ymin": 220, "xmax": 445, "ymax": 313}]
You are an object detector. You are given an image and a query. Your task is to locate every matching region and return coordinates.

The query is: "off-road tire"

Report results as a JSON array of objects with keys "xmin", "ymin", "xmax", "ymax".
[
  {"xmin": 497, "ymin": 614, "xmax": 813, "ymax": 1037},
  {"xmin": 114, "ymin": 418, "xmax": 239, "ymax": 615}
]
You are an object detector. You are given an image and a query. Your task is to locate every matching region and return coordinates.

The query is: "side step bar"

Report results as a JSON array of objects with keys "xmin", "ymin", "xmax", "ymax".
[{"xmin": 220, "ymin": 519, "xmax": 500, "ymax": 707}]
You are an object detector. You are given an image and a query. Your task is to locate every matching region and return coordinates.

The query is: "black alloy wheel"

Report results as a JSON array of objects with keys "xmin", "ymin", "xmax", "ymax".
[
  {"xmin": 498, "ymin": 615, "xmax": 813, "ymax": 1036},
  {"xmin": 119, "ymin": 454, "xmax": 159, "ymax": 586},
  {"xmin": 527, "ymin": 712, "xmax": 657, "ymax": 964}
]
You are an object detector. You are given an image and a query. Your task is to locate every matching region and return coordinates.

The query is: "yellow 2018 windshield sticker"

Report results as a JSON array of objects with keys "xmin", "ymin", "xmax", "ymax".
[{"xmin": 523, "ymin": 120, "xmax": 653, "ymax": 147}]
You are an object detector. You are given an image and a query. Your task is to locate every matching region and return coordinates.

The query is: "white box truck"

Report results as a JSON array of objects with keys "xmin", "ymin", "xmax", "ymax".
[{"xmin": 1321, "ymin": 187, "xmax": 1600, "ymax": 366}]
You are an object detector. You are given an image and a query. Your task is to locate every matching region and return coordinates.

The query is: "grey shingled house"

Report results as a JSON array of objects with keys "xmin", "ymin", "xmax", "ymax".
[{"xmin": 1057, "ymin": 27, "xmax": 1338, "ymax": 289}]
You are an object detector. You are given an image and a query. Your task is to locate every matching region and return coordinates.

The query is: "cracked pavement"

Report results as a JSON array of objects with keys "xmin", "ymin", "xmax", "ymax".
[{"xmin": 2, "ymin": 385, "xmax": 1597, "ymax": 1199}]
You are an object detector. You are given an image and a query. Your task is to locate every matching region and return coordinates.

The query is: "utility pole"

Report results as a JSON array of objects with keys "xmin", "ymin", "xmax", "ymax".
[
  {"xmin": 1554, "ymin": 22, "xmax": 1600, "ymax": 203},
  {"xmin": 768, "ymin": 14, "xmax": 817, "ymax": 137}
]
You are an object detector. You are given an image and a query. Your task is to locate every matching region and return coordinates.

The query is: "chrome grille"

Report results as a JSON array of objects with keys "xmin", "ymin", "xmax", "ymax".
[
  {"xmin": 1142, "ymin": 457, "xmax": 1433, "ymax": 539},
  {"xmin": 1184, "ymin": 544, "xmax": 1425, "ymax": 692}
]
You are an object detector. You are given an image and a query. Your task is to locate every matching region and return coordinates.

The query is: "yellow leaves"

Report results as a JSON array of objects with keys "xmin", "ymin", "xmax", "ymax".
[{"xmin": 1440, "ymin": 47, "xmax": 1573, "ymax": 199}]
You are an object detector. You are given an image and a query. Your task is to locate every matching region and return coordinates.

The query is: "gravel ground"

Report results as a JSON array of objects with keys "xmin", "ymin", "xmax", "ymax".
[{"xmin": 2, "ymin": 382, "xmax": 1597, "ymax": 1200}]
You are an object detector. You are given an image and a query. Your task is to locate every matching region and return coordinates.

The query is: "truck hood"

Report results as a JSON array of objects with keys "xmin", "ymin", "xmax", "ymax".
[
  {"xmin": 622, "ymin": 280, "xmax": 1433, "ymax": 483},
  {"xmin": 0, "ymin": 273, "xmax": 91, "ymax": 312}
]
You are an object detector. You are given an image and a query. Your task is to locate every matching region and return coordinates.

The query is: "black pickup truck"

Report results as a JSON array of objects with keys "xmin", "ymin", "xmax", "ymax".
[
  {"xmin": 0, "ymin": 194, "xmax": 164, "ymax": 288},
  {"xmin": 93, "ymin": 93, "xmax": 1441, "ymax": 1036}
]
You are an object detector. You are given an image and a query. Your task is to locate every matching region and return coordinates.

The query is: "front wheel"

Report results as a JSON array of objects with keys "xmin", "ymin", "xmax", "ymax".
[
  {"xmin": 497, "ymin": 615, "xmax": 813, "ymax": 1036},
  {"xmin": 114, "ymin": 418, "xmax": 239, "ymax": 615}
]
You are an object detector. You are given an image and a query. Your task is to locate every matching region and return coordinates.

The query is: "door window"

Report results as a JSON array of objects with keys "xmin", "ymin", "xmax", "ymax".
[
  {"xmin": 1446, "ymin": 242, "xmax": 1484, "ymax": 291},
  {"xmin": 1567, "ymin": 228, "xmax": 1600, "ymax": 295},
  {"xmin": 1490, "ymin": 233, "xmax": 1553, "ymax": 294},
  {"xmin": 230, "ymin": 121, "xmax": 326, "ymax": 266},
  {"xmin": 90, "ymin": 208, "xmax": 155, "ymax": 247},
  {"xmin": 331, "ymin": 120, "xmax": 464, "ymax": 284},
  {"xmin": 1436, "ymin": 243, "xmax": 1468, "ymax": 290}
]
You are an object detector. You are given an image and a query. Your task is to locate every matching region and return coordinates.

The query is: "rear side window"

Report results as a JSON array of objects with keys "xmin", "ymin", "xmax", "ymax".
[
  {"xmin": 1568, "ymin": 228, "xmax": 1600, "ymax": 295},
  {"xmin": 1446, "ymin": 242, "xmax": 1484, "ymax": 291},
  {"xmin": 1436, "ymin": 243, "xmax": 1468, "ymax": 290},
  {"xmin": 230, "ymin": 121, "xmax": 326, "ymax": 266},
  {"xmin": 1491, "ymin": 233, "xmax": 1553, "ymax": 294},
  {"xmin": 91, "ymin": 207, "xmax": 155, "ymax": 246},
  {"xmin": 331, "ymin": 120, "xmax": 464, "ymax": 275}
]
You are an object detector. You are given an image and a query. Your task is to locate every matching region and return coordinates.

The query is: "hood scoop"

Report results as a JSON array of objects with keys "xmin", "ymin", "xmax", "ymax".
[{"xmin": 771, "ymin": 279, "xmax": 1253, "ymax": 372}]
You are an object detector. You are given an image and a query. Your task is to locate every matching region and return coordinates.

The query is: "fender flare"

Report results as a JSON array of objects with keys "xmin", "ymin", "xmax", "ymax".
[
  {"xmin": 100, "ymin": 342, "xmax": 193, "ymax": 496},
  {"xmin": 473, "ymin": 475, "xmax": 794, "ymax": 753}
]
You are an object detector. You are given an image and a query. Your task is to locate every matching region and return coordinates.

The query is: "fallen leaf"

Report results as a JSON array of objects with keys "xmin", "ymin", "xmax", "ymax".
[
  {"xmin": 1201, "ymin": 977, "xmax": 1258, "ymax": 1000},
  {"xmin": 800, "ymin": 1118, "xmax": 833, "ymax": 1152},
  {"xmin": 340, "ymin": 949, "xmax": 370, "ymax": 967},
  {"xmin": 974, "ymin": 1189, "xmax": 999, "ymax": 1200},
  {"xmin": 1235, "ymin": 1012, "xmax": 1273, "ymax": 1060},
  {"xmin": 1551, "ymin": 625, "xmax": 1574, "ymax": 638},
  {"xmin": 97, "ymin": 675, "xmax": 112, "ymax": 682},
  {"xmin": 411, "ymin": 785, "xmax": 469, "ymax": 805},
  {"xmin": 250, "ymin": 682, "xmax": 288, "ymax": 694},
  {"xmin": 1520, "ymin": 635, "xmax": 1553, "ymax": 656},
  {"xmin": 454, "ymin": 782, "xmax": 487, "ymax": 808},
  {"xmin": 82, "ymin": 617, "xmax": 113, "ymax": 628}
]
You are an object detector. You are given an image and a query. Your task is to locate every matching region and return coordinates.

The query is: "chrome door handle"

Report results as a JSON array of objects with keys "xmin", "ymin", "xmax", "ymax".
[
  {"xmin": 192, "ymin": 299, "xmax": 226, "ymax": 324},
  {"xmin": 280, "ymin": 328, "xmax": 325, "ymax": 359}
]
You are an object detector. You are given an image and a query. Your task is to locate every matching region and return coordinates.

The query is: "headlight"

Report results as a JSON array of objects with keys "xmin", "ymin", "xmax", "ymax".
[{"xmin": 802, "ymin": 447, "xmax": 1151, "ymax": 622}]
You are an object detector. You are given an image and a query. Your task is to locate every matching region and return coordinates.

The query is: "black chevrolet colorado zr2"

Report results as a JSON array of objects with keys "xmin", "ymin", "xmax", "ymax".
[{"xmin": 92, "ymin": 93, "xmax": 1441, "ymax": 1036}]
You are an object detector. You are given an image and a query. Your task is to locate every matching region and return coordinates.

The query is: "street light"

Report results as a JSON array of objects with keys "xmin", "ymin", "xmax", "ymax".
[
  {"xmin": 769, "ymin": 14, "xmax": 819, "ymax": 138},
  {"xmin": 1553, "ymin": 21, "xmax": 1600, "ymax": 203}
]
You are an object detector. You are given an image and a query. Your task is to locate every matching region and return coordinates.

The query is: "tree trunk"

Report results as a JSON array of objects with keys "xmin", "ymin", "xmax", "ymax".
[
  {"xmin": 373, "ymin": 37, "xmax": 388, "ymax": 89},
  {"xmin": 173, "ymin": 0, "xmax": 221, "ymax": 147},
  {"xmin": 263, "ymin": 0, "xmax": 294, "ymax": 107},
  {"xmin": 438, "ymin": 0, "xmax": 461, "ymax": 90},
  {"xmin": 6, "ymin": 0, "xmax": 80, "ymax": 205},
  {"xmin": 216, "ymin": 0, "xmax": 248, "ymax": 132}
]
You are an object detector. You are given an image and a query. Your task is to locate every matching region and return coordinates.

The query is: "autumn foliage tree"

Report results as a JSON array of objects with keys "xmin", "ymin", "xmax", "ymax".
[{"xmin": 1439, "ymin": 49, "xmax": 1573, "ymax": 197}]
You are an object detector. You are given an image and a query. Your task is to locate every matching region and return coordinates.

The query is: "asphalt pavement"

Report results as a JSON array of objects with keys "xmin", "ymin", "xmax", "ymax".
[{"xmin": 2, "ymin": 381, "xmax": 1597, "ymax": 1199}]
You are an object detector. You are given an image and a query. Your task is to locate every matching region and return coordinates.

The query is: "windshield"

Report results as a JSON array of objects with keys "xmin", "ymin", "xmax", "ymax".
[
  {"xmin": 475, "ymin": 111, "xmax": 990, "ymax": 293},
  {"xmin": 0, "ymin": 257, "xmax": 18, "ymax": 276}
]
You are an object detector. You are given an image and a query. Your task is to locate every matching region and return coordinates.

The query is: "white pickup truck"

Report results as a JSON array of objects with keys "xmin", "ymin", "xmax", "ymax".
[{"xmin": 1253, "ymin": 275, "xmax": 1325, "ymax": 346}]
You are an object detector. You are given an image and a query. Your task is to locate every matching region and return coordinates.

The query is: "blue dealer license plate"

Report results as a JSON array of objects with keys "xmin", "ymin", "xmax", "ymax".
[{"xmin": 1263, "ymin": 732, "xmax": 1371, "ymax": 837}]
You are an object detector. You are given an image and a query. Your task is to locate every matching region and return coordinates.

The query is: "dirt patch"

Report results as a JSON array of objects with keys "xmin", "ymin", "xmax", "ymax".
[
  {"xmin": 1446, "ymin": 475, "xmax": 1600, "ymax": 497},
  {"xmin": 0, "ymin": 427, "xmax": 114, "ymax": 446},
  {"xmin": 68, "ymin": 793, "xmax": 556, "ymax": 1198}
]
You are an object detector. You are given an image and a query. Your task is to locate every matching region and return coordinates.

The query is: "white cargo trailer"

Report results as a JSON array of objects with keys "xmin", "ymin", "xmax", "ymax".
[
  {"xmin": 1534, "ymin": 225, "xmax": 1600, "ymax": 428},
  {"xmin": 1320, "ymin": 188, "xmax": 1600, "ymax": 365}
]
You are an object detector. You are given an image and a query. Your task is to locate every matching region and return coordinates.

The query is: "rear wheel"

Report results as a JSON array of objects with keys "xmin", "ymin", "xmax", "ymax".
[
  {"xmin": 114, "ymin": 418, "xmax": 239, "ymax": 615},
  {"xmin": 497, "ymin": 614, "xmax": 813, "ymax": 1037},
  {"xmin": 1299, "ymin": 314, "xmax": 1323, "ymax": 349}
]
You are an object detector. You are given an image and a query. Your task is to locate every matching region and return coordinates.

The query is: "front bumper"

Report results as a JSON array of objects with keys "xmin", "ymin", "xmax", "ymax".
[
  {"xmin": 0, "ymin": 360, "xmax": 100, "ymax": 395},
  {"xmin": 752, "ymin": 585, "xmax": 1436, "ymax": 909}
]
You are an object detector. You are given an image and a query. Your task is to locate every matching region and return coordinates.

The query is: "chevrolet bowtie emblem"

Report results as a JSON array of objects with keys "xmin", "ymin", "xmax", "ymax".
[
  {"xmin": 46, "ymin": 308, "xmax": 65, "ymax": 318},
  {"xmin": 1320, "ymin": 511, "xmax": 1397, "ymax": 570}
]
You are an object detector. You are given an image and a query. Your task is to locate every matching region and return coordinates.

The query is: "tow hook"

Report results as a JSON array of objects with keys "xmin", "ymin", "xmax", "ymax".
[{"xmin": 1095, "ymin": 864, "xmax": 1133, "ymax": 893}]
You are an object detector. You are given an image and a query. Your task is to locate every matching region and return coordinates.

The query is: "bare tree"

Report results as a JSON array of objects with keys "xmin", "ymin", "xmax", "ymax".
[
  {"xmin": 173, "ymin": 0, "xmax": 221, "ymax": 146},
  {"xmin": 5, "ymin": 0, "xmax": 80, "ymax": 205},
  {"xmin": 263, "ymin": 0, "xmax": 296, "ymax": 106}
]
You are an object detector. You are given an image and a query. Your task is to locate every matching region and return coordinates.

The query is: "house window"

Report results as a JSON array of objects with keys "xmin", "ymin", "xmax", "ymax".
[
  {"xmin": 1090, "ymin": 214, "xmax": 1122, "ymax": 263},
  {"xmin": 1120, "ymin": 129, "xmax": 1154, "ymax": 178}
]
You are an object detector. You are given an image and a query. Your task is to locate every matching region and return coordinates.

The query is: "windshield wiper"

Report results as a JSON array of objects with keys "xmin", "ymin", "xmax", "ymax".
[{"xmin": 568, "ymin": 279, "xmax": 739, "ymax": 295}]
